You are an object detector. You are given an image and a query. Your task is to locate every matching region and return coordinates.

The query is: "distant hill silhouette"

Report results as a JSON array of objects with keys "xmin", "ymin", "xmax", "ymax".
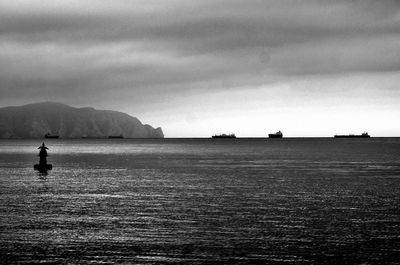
[{"xmin": 0, "ymin": 102, "xmax": 164, "ymax": 138}]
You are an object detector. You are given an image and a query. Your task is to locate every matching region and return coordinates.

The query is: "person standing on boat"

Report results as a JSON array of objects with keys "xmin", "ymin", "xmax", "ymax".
[{"xmin": 38, "ymin": 142, "xmax": 49, "ymax": 165}]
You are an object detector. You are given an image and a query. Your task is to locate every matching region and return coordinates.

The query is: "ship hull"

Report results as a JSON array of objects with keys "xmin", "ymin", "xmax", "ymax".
[
  {"xmin": 212, "ymin": 133, "xmax": 236, "ymax": 139},
  {"xmin": 268, "ymin": 134, "xmax": 283, "ymax": 138},
  {"xmin": 334, "ymin": 135, "xmax": 370, "ymax": 138},
  {"xmin": 44, "ymin": 135, "xmax": 59, "ymax": 139}
]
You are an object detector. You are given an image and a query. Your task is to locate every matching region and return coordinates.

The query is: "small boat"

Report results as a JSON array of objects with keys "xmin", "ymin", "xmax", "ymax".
[
  {"xmin": 108, "ymin": 134, "xmax": 124, "ymax": 139},
  {"xmin": 212, "ymin": 133, "xmax": 236, "ymax": 139},
  {"xmin": 334, "ymin": 132, "xmax": 370, "ymax": 138},
  {"xmin": 44, "ymin": 133, "xmax": 59, "ymax": 139},
  {"xmin": 268, "ymin": 130, "xmax": 283, "ymax": 138}
]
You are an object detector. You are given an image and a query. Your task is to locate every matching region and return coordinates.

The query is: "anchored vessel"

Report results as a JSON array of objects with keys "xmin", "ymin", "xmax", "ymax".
[
  {"xmin": 334, "ymin": 132, "xmax": 370, "ymax": 138},
  {"xmin": 108, "ymin": 134, "xmax": 124, "ymax": 139},
  {"xmin": 34, "ymin": 142, "xmax": 52, "ymax": 171},
  {"xmin": 212, "ymin": 133, "xmax": 236, "ymax": 139},
  {"xmin": 268, "ymin": 130, "xmax": 283, "ymax": 138},
  {"xmin": 44, "ymin": 133, "xmax": 59, "ymax": 139}
]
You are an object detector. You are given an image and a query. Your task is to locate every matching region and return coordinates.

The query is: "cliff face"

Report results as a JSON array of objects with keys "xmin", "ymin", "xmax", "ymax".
[{"xmin": 0, "ymin": 102, "xmax": 164, "ymax": 138}]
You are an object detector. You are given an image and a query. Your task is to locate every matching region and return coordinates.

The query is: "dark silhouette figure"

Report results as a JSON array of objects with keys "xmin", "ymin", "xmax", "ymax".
[
  {"xmin": 38, "ymin": 142, "xmax": 48, "ymax": 164},
  {"xmin": 34, "ymin": 142, "xmax": 52, "ymax": 172}
]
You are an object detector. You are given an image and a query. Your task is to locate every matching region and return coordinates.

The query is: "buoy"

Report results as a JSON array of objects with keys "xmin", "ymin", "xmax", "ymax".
[{"xmin": 34, "ymin": 142, "xmax": 52, "ymax": 172}]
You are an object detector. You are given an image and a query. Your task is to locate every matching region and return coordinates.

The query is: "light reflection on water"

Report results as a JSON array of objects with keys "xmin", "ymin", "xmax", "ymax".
[{"xmin": 0, "ymin": 138, "xmax": 400, "ymax": 264}]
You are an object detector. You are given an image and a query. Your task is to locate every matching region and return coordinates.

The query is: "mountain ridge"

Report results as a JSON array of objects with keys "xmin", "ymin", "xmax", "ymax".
[{"xmin": 0, "ymin": 102, "xmax": 164, "ymax": 138}]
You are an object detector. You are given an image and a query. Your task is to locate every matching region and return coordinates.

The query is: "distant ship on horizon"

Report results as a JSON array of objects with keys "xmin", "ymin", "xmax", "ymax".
[
  {"xmin": 334, "ymin": 132, "xmax": 370, "ymax": 138},
  {"xmin": 268, "ymin": 130, "xmax": 283, "ymax": 138},
  {"xmin": 108, "ymin": 134, "xmax": 124, "ymax": 139},
  {"xmin": 44, "ymin": 133, "xmax": 59, "ymax": 139},
  {"xmin": 212, "ymin": 133, "xmax": 236, "ymax": 139}
]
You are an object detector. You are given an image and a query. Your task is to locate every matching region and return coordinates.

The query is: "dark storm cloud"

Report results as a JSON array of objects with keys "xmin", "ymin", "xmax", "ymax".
[{"xmin": 0, "ymin": 0, "xmax": 399, "ymax": 105}]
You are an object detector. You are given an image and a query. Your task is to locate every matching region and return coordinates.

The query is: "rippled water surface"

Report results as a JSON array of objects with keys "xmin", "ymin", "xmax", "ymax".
[{"xmin": 0, "ymin": 138, "xmax": 400, "ymax": 264}]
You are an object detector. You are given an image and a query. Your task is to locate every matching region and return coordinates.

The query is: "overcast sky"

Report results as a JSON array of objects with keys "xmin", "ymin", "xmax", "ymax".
[{"xmin": 1, "ymin": 0, "xmax": 399, "ymax": 137}]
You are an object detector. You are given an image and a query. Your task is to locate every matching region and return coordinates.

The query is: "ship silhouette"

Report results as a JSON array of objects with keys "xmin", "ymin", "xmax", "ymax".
[
  {"xmin": 108, "ymin": 134, "xmax": 124, "ymax": 139},
  {"xmin": 44, "ymin": 133, "xmax": 59, "ymax": 139},
  {"xmin": 334, "ymin": 132, "xmax": 370, "ymax": 138},
  {"xmin": 268, "ymin": 130, "xmax": 283, "ymax": 138},
  {"xmin": 212, "ymin": 133, "xmax": 236, "ymax": 139}
]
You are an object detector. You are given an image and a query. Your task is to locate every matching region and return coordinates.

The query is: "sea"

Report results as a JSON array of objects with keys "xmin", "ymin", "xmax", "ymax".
[{"xmin": 0, "ymin": 138, "xmax": 399, "ymax": 264}]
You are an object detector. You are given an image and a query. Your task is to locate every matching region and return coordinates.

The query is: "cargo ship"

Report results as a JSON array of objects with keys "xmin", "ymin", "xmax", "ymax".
[
  {"xmin": 268, "ymin": 130, "xmax": 283, "ymax": 138},
  {"xmin": 108, "ymin": 134, "xmax": 124, "ymax": 139},
  {"xmin": 44, "ymin": 133, "xmax": 59, "ymax": 139},
  {"xmin": 334, "ymin": 132, "xmax": 370, "ymax": 138},
  {"xmin": 212, "ymin": 133, "xmax": 236, "ymax": 139}
]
